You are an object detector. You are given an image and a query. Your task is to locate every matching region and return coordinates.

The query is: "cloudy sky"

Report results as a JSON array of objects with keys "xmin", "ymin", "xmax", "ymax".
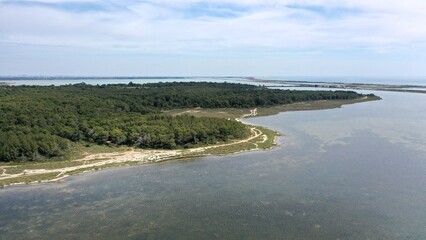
[{"xmin": 1, "ymin": 0, "xmax": 426, "ymax": 76}]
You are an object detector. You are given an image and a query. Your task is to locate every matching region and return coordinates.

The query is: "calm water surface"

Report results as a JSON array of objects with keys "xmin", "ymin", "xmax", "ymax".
[{"xmin": 1, "ymin": 91, "xmax": 425, "ymax": 239}]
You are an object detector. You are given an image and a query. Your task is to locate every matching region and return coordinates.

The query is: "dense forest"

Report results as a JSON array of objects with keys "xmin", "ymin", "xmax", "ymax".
[{"xmin": 0, "ymin": 82, "xmax": 366, "ymax": 162}]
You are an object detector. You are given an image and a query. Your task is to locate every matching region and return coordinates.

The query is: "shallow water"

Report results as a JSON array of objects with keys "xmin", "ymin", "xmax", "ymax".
[{"xmin": 1, "ymin": 91, "xmax": 425, "ymax": 239}]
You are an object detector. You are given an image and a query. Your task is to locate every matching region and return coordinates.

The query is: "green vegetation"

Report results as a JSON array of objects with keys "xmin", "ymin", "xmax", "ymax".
[
  {"xmin": 53, "ymin": 144, "xmax": 132, "ymax": 162},
  {"xmin": 169, "ymin": 95, "xmax": 380, "ymax": 119},
  {"xmin": 0, "ymin": 172, "xmax": 61, "ymax": 186},
  {"xmin": 202, "ymin": 126, "xmax": 279, "ymax": 155},
  {"xmin": 249, "ymin": 126, "xmax": 278, "ymax": 149},
  {"xmin": 0, "ymin": 82, "xmax": 367, "ymax": 162},
  {"xmin": 203, "ymin": 142, "xmax": 256, "ymax": 155}
]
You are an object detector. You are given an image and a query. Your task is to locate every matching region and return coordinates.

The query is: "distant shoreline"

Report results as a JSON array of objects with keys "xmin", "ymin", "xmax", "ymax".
[
  {"xmin": 2, "ymin": 76, "xmax": 424, "ymax": 93},
  {"xmin": 243, "ymin": 78, "xmax": 426, "ymax": 94}
]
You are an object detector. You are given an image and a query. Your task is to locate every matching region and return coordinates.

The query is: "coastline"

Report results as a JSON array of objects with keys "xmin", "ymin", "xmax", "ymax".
[
  {"xmin": 0, "ymin": 125, "xmax": 278, "ymax": 188},
  {"xmin": 0, "ymin": 96, "xmax": 379, "ymax": 188}
]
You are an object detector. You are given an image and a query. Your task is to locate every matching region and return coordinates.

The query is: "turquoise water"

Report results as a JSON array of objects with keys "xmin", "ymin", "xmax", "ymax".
[{"xmin": 0, "ymin": 90, "xmax": 425, "ymax": 239}]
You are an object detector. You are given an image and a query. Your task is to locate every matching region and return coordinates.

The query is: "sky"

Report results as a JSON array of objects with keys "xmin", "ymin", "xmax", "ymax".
[{"xmin": 1, "ymin": 0, "xmax": 426, "ymax": 76}]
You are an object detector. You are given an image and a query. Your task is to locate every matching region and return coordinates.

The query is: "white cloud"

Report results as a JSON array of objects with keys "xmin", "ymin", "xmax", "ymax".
[
  {"xmin": 1, "ymin": 0, "xmax": 426, "ymax": 75},
  {"xmin": 1, "ymin": 0, "xmax": 426, "ymax": 53}
]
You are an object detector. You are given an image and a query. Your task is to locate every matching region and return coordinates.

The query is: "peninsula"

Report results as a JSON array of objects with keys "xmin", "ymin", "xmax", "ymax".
[{"xmin": 0, "ymin": 82, "xmax": 379, "ymax": 186}]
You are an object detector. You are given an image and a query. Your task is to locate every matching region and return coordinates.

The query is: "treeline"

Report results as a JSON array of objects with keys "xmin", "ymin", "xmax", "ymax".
[
  {"xmin": 0, "ymin": 115, "xmax": 247, "ymax": 161},
  {"xmin": 0, "ymin": 82, "xmax": 365, "ymax": 162}
]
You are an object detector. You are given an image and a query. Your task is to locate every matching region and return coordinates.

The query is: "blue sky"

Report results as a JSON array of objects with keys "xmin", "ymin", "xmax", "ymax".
[{"xmin": 1, "ymin": 0, "xmax": 426, "ymax": 76}]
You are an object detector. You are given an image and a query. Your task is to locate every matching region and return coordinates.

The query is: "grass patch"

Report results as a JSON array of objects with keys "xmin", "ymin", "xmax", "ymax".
[
  {"xmin": 248, "ymin": 126, "xmax": 279, "ymax": 149},
  {"xmin": 203, "ymin": 142, "xmax": 257, "ymax": 155},
  {"xmin": 66, "ymin": 161, "xmax": 141, "ymax": 176},
  {"xmin": 254, "ymin": 95, "xmax": 380, "ymax": 117},
  {"xmin": 166, "ymin": 108, "xmax": 247, "ymax": 119},
  {"xmin": 2, "ymin": 161, "xmax": 85, "ymax": 175},
  {"xmin": 0, "ymin": 158, "xmax": 105, "ymax": 175},
  {"xmin": 53, "ymin": 144, "xmax": 132, "ymax": 162},
  {"xmin": 164, "ymin": 96, "xmax": 380, "ymax": 120},
  {"xmin": 203, "ymin": 126, "xmax": 279, "ymax": 155},
  {"xmin": 0, "ymin": 172, "xmax": 61, "ymax": 186}
]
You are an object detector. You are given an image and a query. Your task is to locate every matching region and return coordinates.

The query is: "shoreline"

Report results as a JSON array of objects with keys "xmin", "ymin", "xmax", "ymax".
[
  {"xmin": 1, "ymin": 125, "xmax": 278, "ymax": 188},
  {"xmin": 0, "ymin": 96, "xmax": 378, "ymax": 188}
]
